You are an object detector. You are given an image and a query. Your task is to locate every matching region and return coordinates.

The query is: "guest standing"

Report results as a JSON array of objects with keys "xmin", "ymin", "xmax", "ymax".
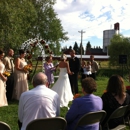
[
  {"xmin": 101, "ymin": 75, "xmax": 130, "ymax": 129},
  {"xmin": 66, "ymin": 77, "xmax": 102, "ymax": 130},
  {"xmin": 69, "ymin": 50, "xmax": 80, "ymax": 94},
  {"xmin": 80, "ymin": 61, "xmax": 91, "ymax": 80},
  {"xmin": 90, "ymin": 55, "xmax": 99, "ymax": 80},
  {"xmin": 3, "ymin": 49, "xmax": 14, "ymax": 101},
  {"xmin": 44, "ymin": 56, "xmax": 57, "ymax": 88},
  {"xmin": 80, "ymin": 60, "xmax": 87, "ymax": 80},
  {"xmin": 18, "ymin": 72, "xmax": 60, "ymax": 130},
  {"xmin": 0, "ymin": 49, "xmax": 8, "ymax": 107},
  {"xmin": 13, "ymin": 49, "xmax": 28, "ymax": 100}
]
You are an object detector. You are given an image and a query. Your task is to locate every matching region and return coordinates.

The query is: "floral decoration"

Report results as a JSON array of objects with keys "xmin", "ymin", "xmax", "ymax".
[
  {"xmin": 78, "ymin": 75, "xmax": 81, "ymax": 79},
  {"xmin": 3, "ymin": 71, "xmax": 10, "ymax": 77},
  {"xmin": 23, "ymin": 64, "xmax": 32, "ymax": 73},
  {"xmin": 103, "ymin": 90, "xmax": 107, "ymax": 93},
  {"xmin": 20, "ymin": 38, "xmax": 53, "ymax": 81},
  {"xmin": 40, "ymin": 40, "xmax": 45, "ymax": 44},
  {"xmin": 126, "ymin": 86, "xmax": 130, "ymax": 90},
  {"xmin": 73, "ymin": 93, "xmax": 81, "ymax": 99}
]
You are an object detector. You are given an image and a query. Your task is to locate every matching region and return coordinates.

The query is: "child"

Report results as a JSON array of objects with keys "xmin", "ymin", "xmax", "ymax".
[{"xmin": 84, "ymin": 61, "xmax": 92, "ymax": 77}]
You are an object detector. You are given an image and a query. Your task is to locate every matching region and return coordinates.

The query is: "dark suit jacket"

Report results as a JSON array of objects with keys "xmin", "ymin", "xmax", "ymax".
[{"xmin": 69, "ymin": 57, "xmax": 80, "ymax": 74}]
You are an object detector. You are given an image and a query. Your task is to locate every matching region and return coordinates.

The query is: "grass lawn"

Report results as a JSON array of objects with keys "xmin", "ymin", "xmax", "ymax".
[{"xmin": 0, "ymin": 76, "xmax": 130, "ymax": 130}]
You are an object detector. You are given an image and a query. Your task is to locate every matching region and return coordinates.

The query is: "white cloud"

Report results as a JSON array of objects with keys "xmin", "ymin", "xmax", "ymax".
[{"xmin": 54, "ymin": 0, "xmax": 130, "ymax": 48}]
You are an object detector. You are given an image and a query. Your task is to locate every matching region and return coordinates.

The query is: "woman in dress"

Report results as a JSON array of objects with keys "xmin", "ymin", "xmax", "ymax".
[
  {"xmin": 13, "ymin": 49, "xmax": 28, "ymax": 100},
  {"xmin": 85, "ymin": 61, "xmax": 92, "ymax": 76},
  {"xmin": 101, "ymin": 75, "xmax": 130, "ymax": 129},
  {"xmin": 51, "ymin": 54, "xmax": 73, "ymax": 107},
  {"xmin": 0, "ymin": 49, "xmax": 8, "ymax": 107},
  {"xmin": 44, "ymin": 56, "xmax": 58, "ymax": 88}
]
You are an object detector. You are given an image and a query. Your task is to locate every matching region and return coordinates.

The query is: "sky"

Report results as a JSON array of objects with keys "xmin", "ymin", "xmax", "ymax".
[{"xmin": 53, "ymin": 0, "xmax": 130, "ymax": 49}]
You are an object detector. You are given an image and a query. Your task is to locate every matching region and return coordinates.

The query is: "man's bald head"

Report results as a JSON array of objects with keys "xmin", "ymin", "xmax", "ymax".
[{"xmin": 32, "ymin": 72, "xmax": 48, "ymax": 87}]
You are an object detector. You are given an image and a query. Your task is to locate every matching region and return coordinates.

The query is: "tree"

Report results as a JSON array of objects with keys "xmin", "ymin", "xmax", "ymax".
[
  {"xmin": 0, "ymin": 0, "xmax": 69, "ymax": 52},
  {"xmin": 79, "ymin": 43, "xmax": 84, "ymax": 55},
  {"xmin": 61, "ymin": 46, "xmax": 67, "ymax": 52},
  {"xmin": 73, "ymin": 42, "xmax": 79, "ymax": 54},
  {"xmin": 0, "ymin": 0, "xmax": 37, "ymax": 50},
  {"xmin": 69, "ymin": 46, "xmax": 72, "ymax": 50},
  {"xmin": 49, "ymin": 41, "xmax": 61, "ymax": 55},
  {"xmin": 30, "ymin": 0, "xmax": 69, "ymax": 43},
  {"xmin": 85, "ymin": 41, "xmax": 91, "ymax": 54},
  {"xmin": 86, "ymin": 41, "xmax": 91, "ymax": 50},
  {"xmin": 108, "ymin": 34, "xmax": 130, "ymax": 66}
]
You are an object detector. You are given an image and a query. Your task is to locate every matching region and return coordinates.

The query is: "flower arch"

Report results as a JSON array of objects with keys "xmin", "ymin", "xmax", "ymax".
[{"xmin": 20, "ymin": 38, "xmax": 52, "ymax": 80}]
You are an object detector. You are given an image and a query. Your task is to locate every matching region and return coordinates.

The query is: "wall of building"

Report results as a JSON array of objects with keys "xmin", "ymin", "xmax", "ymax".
[{"xmin": 103, "ymin": 29, "xmax": 115, "ymax": 53}]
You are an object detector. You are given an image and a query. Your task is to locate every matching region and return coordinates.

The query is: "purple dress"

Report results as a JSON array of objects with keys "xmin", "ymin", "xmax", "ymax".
[{"xmin": 44, "ymin": 63, "xmax": 56, "ymax": 85}]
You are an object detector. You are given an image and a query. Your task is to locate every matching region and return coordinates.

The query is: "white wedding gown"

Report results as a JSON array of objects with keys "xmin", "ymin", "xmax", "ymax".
[{"xmin": 51, "ymin": 68, "xmax": 73, "ymax": 107}]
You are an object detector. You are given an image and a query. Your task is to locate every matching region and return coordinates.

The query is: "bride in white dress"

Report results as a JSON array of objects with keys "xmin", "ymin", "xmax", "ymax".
[{"xmin": 51, "ymin": 54, "xmax": 73, "ymax": 107}]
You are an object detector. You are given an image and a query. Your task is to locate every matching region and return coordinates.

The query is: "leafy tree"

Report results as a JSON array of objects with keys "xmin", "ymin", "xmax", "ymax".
[
  {"xmin": 49, "ymin": 41, "xmax": 61, "ymax": 56},
  {"xmin": 108, "ymin": 34, "xmax": 130, "ymax": 66},
  {"xmin": 0, "ymin": 0, "xmax": 69, "ymax": 53},
  {"xmin": 30, "ymin": 0, "xmax": 69, "ymax": 43},
  {"xmin": 0, "ymin": 0, "xmax": 37, "ymax": 50}
]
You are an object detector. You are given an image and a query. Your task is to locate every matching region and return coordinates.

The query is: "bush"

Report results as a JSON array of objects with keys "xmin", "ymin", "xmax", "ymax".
[{"xmin": 97, "ymin": 68, "xmax": 128, "ymax": 77}]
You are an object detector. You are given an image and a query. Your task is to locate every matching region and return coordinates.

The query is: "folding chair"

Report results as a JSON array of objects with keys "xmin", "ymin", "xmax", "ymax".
[
  {"xmin": 0, "ymin": 121, "xmax": 11, "ymax": 130},
  {"xmin": 74, "ymin": 110, "xmax": 106, "ymax": 130},
  {"xmin": 124, "ymin": 104, "xmax": 130, "ymax": 128},
  {"xmin": 26, "ymin": 117, "xmax": 67, "ymax": 130},
  {"xmin": 103, "ymin": 105, "xmax": 128, "ymax": 130}
]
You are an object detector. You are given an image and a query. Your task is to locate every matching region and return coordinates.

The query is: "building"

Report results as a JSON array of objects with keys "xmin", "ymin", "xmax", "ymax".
[{"xmin": 103, "ymin": 22, "xmax": 119, "ymax": 53}]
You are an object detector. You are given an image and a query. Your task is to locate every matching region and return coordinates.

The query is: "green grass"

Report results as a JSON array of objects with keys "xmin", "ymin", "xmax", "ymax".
[{"xmin": 0, "ymin": 76, "xmax": 129, "ymax": 130}]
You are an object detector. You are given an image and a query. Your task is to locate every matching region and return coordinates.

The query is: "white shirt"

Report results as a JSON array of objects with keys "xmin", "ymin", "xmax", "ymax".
[
  {"xmin": 18, "ymin": 85, "xmax": 60, "ymax": 130},
  {"xmin": 83, "ymin": 65, "xmax": 92, "ymax": 75}
]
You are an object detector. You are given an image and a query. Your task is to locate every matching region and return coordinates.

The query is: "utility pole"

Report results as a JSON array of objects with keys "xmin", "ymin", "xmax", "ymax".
[{"xmin": 78, "ymin": 30, "xmax": 85, "ymax": 63}]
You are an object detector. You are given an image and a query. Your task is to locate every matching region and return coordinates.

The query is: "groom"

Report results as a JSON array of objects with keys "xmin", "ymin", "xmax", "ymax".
[{"xmin": 69, "ymin": 50, "xmax": 80, "ymax": 94}]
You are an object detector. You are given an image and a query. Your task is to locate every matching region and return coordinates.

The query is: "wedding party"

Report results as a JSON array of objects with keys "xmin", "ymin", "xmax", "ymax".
[
  {"xmin": 1, "ymin": 0, "xmax": 130, "ymax": 130},
  {"xmin": 0, "ymin": 46, "xmax": 130, "ymax": 130}
]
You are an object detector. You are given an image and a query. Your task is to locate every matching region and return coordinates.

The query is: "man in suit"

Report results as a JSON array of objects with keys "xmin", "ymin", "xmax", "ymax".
[
  {"xmin": 3, "ymin": 49, "xmax": 14, "ymax": 101},
  {"xmin": 90, "ymin": 55, "xmax": 99, "ymax": 80},
  {"xmin": 69, "ymin": 49, "xmax": 80, "ymax": 94},
  {"xmin": 18, "ymin": 72, "xmax": 60, "ymax": 130},
  {"xmin": 66, "ymin": 77, "xmax": 103, "ymax": 130}
]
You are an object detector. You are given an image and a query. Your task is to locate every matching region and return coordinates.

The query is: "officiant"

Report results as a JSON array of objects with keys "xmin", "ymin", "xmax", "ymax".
[{"xmin": 44, "ymin": 56, "xmax": 58, "ymax": 88}]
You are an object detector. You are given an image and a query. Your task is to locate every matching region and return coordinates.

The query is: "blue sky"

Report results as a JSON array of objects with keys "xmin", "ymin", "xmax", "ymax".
[{"xmin": 54, "ymin": 0, "xmax": 130, "ymax": 49}]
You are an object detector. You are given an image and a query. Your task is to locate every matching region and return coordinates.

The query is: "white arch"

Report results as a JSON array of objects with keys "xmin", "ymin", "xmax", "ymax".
[{"xmin": 20, "ymin": 38, "xmax": 50, "ymax": 72}]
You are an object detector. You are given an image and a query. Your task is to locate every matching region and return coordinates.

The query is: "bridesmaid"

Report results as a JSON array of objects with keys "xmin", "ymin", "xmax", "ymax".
[
  {"xmin": 0, "ymin": 49, "xmax": 8, "ymax": 107},
  {"xmin": 44, "ymin": 56, "xmax": 58, "ymax": 88},
  {"xmin": 13, "ymin": 49, "xmax": 28, "ymax": 100}
]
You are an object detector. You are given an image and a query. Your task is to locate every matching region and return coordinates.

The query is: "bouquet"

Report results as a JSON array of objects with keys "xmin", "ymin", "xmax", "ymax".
[
  {"xmin": 78, "ymin": 74, "xmax": 81, "ymax": 79},
  {"xmin": 3, "ymin": 71, "xmax": 10, "ymax": 77},
  {"xmin": 73, "ymin": 93, "xmax": 81, "ymax": 99},
  {"xmin": 23, "ymin": 64, "xmax": 32, "ymax": 73}
]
